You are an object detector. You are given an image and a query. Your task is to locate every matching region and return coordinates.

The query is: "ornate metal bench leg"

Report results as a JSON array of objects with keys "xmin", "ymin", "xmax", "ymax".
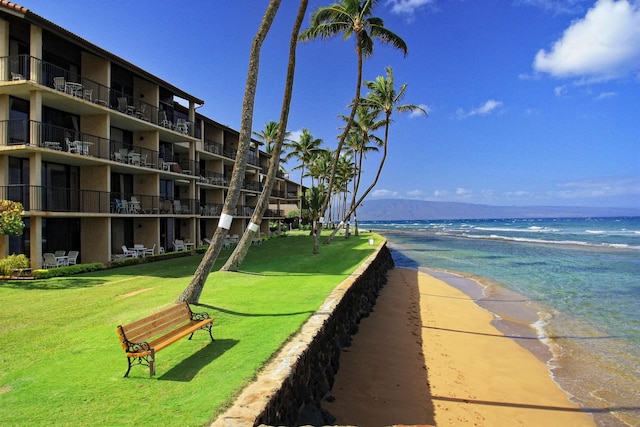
[{"xmin": 124, "ymin": 357, "xmax": 132, "ymax": 378}]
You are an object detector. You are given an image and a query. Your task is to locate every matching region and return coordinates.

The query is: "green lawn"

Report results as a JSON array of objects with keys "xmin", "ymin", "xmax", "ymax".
[{"xmin": 0, "ymin": 232, "xmax": 380, "ymax": 426}]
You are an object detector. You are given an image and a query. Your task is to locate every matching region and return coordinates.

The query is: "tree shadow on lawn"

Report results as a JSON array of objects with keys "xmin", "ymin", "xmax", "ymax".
[
  {"xmin": 197, "ymin": 303, "xmax": 314, "ymax": 318},
  {"xmin": 0, "ymin": 277, "xmax": 105, "ymax": 290},
  {"xmin": 158, "ymin": 339, "xmax": 238, "ymax": 382}
]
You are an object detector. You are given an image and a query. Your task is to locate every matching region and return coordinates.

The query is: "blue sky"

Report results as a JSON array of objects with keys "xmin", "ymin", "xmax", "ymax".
[{"xmin": 19, "ymin": 0, "xmax": 640, "ymax": 208}]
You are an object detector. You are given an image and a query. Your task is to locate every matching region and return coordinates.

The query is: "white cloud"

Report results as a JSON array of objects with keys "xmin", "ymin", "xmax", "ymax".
[
  {"xmin": 387, "ymin": 0, "xmax": 434, "ymax": 16},
  {"xmin": 409, "ymin": 104, "xmax": 431, "ymax": 118},
  {"xmin": 595, "ymin": 91, "xmax": 617, "ymax": 99},
  {"xmin": 533, "ymin": 0, "xmax": 640, "ymax": 81},
  {"xmin": 457, "ymin": 99, "xmax": 503, "ymax": 118},
  {"xmin": 548, "ymin": 177, "xmax": 640, "ymax": 199},
  {"xmin": 371, "ymin": 189, "xmax": 400, "ymax": 198},
  {"xmin": 517, "ymin": 0, "xmax": 586, "ymax": 15},
  {"xmin": 406, "ymin": 189, "xmax": 426, "ymax": 198}
]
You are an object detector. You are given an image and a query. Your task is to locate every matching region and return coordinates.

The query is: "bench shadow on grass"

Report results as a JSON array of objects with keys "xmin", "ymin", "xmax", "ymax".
[{"xmin": 159, "ymin": 339, "xmax": 238, "ymax": 382}]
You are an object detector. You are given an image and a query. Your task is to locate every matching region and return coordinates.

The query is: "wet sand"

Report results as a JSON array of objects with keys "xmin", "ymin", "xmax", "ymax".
[{"xmin": 322, "ymin": 267, "xmax": 595, "ymax": 426}]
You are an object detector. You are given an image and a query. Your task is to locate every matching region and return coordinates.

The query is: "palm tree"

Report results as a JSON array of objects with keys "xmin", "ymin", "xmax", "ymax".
[
  {"xmin": 307, "ymin": 148, "xmax": 333, "ymax": 188},
  {"xmin": 328, "ymin": 66, "xmax": 427, "ymax": 242},
  {"xmin": 342, "ymin": 104, "xmax": 384, "ymax": 235},
  {"xmin": 176, "ymin": 0, "xmax": 282, "ymax": 303},
  {"xmin": 299, "ymin": 0, "xmax": 407, "ymax": 251},
  {"xmin": 284, "ymin": 128, "xmax": 322, "ymax": 227},
  {"xmin": 305, "ymin": 186, "xmax": 328, "ymax": 253},
  {"xmin": 221, "ymin": 0, "xmax": 310, "ymax": 272}
]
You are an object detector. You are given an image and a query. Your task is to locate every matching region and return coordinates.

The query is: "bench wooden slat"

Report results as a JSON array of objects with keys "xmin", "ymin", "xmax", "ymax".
[{"xmin": 116, "ymin": 302, "xmax": 214, "ymax": 377}]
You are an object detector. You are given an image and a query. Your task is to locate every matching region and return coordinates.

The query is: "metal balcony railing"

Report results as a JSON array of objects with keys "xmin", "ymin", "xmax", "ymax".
[
  {"xmin": 0, "ymin": 185, "xmax": 204, "ymax": 216},
  {"xmin": 0, "ymin": 55, "xmax": 196, "ymax": 137},
  {"xmin": 0, "ymin": 119, "xmax": 162, "ymax": 171}
]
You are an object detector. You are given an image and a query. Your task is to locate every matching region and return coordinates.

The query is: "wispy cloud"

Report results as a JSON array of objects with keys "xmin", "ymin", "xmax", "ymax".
[
  {"xmin": 548, "ymin": 177, "xmax": 640, "ymax": 199},
  {"xmin": 516, "ymin": 0, "xmax": 587, "ymax": 15},
  {"xmin": 595, "ymin": 91, "xmax": 617, "ymax": 100},
  {"xmin": 371, "ymin": 189, "xmax": 400, "ymax": 198},
  {"xmin": 386, "ymin": 0, "xmax": 435, "ymax": 21},
  {"xmin": 533, "ymin": 0, "xmax": 640, "ymax": 81},
  {"xmin": 457, "ymin": 99, "xmax": 503, "ymax": 118}
]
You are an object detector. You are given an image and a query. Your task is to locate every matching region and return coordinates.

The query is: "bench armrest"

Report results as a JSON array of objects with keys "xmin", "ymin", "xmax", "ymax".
[
  {"xmin": 125, "ymin": 340, "xmax": 151, "ymax": 354},
  {"xmin": 191, "ymin": 311, "xmax": 211, "ymax": 322}
]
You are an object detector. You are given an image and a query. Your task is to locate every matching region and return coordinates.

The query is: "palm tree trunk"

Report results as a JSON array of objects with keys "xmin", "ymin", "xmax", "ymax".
[
  {"xmin": 222, "ymin": 0, "xmax": 308, "ymax": 272},
  {"xmin": 327, "ymin": 115, "xmax": 391, "ymax": 242},
  {"xmin": 313, "ymin": 36, "xmax": 364, "ymax": 253},
  {"xmin": 176, "ymin": 0, "xmax": 282, "ymax": 304}
]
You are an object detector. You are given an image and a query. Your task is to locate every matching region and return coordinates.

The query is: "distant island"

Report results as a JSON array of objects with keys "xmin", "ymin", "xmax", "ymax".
[{"xmin": 356, "ymin": 199, "xmax": 640, "ymax": 221}]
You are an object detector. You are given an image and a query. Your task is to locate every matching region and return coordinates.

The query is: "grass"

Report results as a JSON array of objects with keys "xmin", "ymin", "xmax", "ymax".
[{"xmin": 0, "ymin": 231, "xmax": 380, "ymax": 426}]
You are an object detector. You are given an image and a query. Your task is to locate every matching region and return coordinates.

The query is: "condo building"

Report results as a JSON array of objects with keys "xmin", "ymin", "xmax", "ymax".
[{"xmin": 0, "ymin": 2, "xmax": 302, "ymax": 269}]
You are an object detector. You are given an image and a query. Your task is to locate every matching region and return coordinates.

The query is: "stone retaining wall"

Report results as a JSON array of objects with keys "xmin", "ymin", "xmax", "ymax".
[{"xmin": 212, "ymin": 242, "xmax": 394, "ymax": 427}]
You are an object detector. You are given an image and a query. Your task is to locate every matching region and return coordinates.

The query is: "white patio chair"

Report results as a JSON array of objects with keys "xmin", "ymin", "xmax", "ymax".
[
  {"xmin": 53, "ymin": 76, "xmax": 66, "ymax": 91},
  {"xmin": 143, "ymin": 244, "xmax": 156, "ymax": 257},
  {"xmin": 173, "ymin": 240, "xmax": 186, "ymax": 251},
  {"xmin": 121, "ymin": 245, "xmax": 137, "ymax": 258},
  {"xmin": 43, "ymin": 253, "xmax": 63, "ymax": 268},
  {"xmin": 67, "ymin": 251, "xmax": 79, "ymax": 265}
]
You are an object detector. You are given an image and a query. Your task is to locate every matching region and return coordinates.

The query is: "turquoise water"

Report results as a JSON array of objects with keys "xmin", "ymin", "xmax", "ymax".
[{"xmin": 361, "ymin": 217, "xmax": 640, "ymax": 427}]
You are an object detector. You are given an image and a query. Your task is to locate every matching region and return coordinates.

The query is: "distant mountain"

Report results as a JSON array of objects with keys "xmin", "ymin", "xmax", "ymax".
[{"xmin": 356, "ymin": 199, "xmax": 640, "ymax": 221}]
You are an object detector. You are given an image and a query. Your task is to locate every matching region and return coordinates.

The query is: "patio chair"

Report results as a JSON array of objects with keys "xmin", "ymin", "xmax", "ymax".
[
  {"xmin": 54, "ymin": 250, "xmax": 66, "ymax": 257},
  {"xmin": 83, "ymin": 88, "xmax": 93, "ymax": 102},
  {"xmin": 143, "ymin": 244, "xmax": 156, "ymax": 257},
  {"xmin": 11, "ymin": 72, "xmax": 24, "ymax": 80},
  {"xmin": 117, "ymin": 97, "xmax": 133, "ymax": 114},
  {"xmin": 159, "ymin": 111, "xmax": 172, "ymax": 128},
  {"xmin": 173, "ymin": 200, "xmax": 183, "ymax": 214},
  {"xmin": 43, "ymin": 253, "xmax": 63, "ymax": 268},
  {"xmin": 121, "ymin": 245, "xmax": 137, "ymax": 258},
  {"xmin": 173, "ymin": 240, "xmax": 186, "ymax": 251},
  {"xmin": 67, "ymin": 251, "xmax": 79, "ymax": 265},
  {"xmin": 53, "ymin": 76, "xmax": 66, "ymax": 91}
]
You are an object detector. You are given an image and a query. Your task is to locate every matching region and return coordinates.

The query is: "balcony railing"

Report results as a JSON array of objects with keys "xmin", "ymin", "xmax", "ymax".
[
  {"xmin": 0, "ymin": 54, "xmax": 196, "ymax": 137},
  {"xmin": 0, "ymin": 185, "xmax": 206, "ymax": 216},
  {"xmin": 1, "ymin": 119, "xmax": 168, "ymax": 171}
]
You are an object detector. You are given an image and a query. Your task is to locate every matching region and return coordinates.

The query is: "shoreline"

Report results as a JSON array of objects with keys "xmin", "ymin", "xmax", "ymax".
[{"xmin": 323, "ymin": 267, "xmax": 596, "ymax": 426}]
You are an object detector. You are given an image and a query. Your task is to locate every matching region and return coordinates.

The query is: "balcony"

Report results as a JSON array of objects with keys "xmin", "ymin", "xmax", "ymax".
[
  {"xmin": 0, "ymin": 55, "xmax": 197, "ymax": 138},
  {"xmin": 0, "ymin": 119, "xmax": 173, "ymax": 173},
  {"xmin": 0, "ymin": 185, "xmax": 201, "ymax": 216}
]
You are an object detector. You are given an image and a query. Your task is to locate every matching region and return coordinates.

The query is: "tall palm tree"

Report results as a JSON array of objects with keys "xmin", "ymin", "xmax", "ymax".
[
  {"xmin": 305, "ymin": 186, "xmax": 328, "ymax": 253},
  {"xmin": 307, "ymin": 148, "xmax": 333, "ymax": 188},
  {"xmin": 176, "ymin": 0, "xmax": 282, "ymax": 303},
  {"xmin": 255, "ymin": 120, "xmax": 290, "ymax": 174},
  {"xmin": 284, "ymin": 128, "xmax": 322, "ymax": 227},
  {"xmin": 221, "ymin": 0, "xmax": 310, "ymax": 272},
  {"xmin": 328, "ymin": 65, "xmax": 427, "ymax": 242},
  {"xmin": 299, "ymin": 0, "xmax": 407, "ymax": 252},
  {"xmin": 342, "ymin": 104, "xmax": 384, "ymax": 235}
]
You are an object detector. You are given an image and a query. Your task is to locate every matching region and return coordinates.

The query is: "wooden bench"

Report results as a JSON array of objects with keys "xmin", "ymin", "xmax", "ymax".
[{"xmin": 116, "ymin": 302, "xmax": 214, "ymax": 377}]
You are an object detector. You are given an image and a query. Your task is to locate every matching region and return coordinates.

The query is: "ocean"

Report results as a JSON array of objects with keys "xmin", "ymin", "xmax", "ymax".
[{"xmin": 360, "ymin": 217, "xmax": 640, "ymax": 427}]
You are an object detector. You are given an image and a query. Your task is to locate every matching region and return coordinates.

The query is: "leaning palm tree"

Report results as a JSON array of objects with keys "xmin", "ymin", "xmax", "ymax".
[
  {"xmin": 176, "ymin": 0, "xmax": 282, "ymax": 303},
  {"xmin": 328, "ymin": 65, "xmax": 427, "ymax": 242},
  {"xmin": 342, "ymin": 104, "xmax": 384, "ymax": 236},
  {"xmin": 221, "ymin": 0, "xmax": 310, "ymax": 272},
  {"xmin": 299, "ymin": 0, "xmax": 407, "ymax": 253}
]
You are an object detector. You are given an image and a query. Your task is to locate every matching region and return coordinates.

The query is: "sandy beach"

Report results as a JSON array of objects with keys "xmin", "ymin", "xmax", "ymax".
[{"xmin": 322, "ymin": 267, "xmax": 595, "ymax": 426}]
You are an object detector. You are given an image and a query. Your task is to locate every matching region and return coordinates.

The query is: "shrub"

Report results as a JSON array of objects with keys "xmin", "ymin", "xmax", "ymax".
[
  {"xmin": 0, "ymin": 254, "xmax": 29, "ymax": 276},
  {"xmin": 31, "ymin": 263, "xmax": 104, "ymax": 279}
]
